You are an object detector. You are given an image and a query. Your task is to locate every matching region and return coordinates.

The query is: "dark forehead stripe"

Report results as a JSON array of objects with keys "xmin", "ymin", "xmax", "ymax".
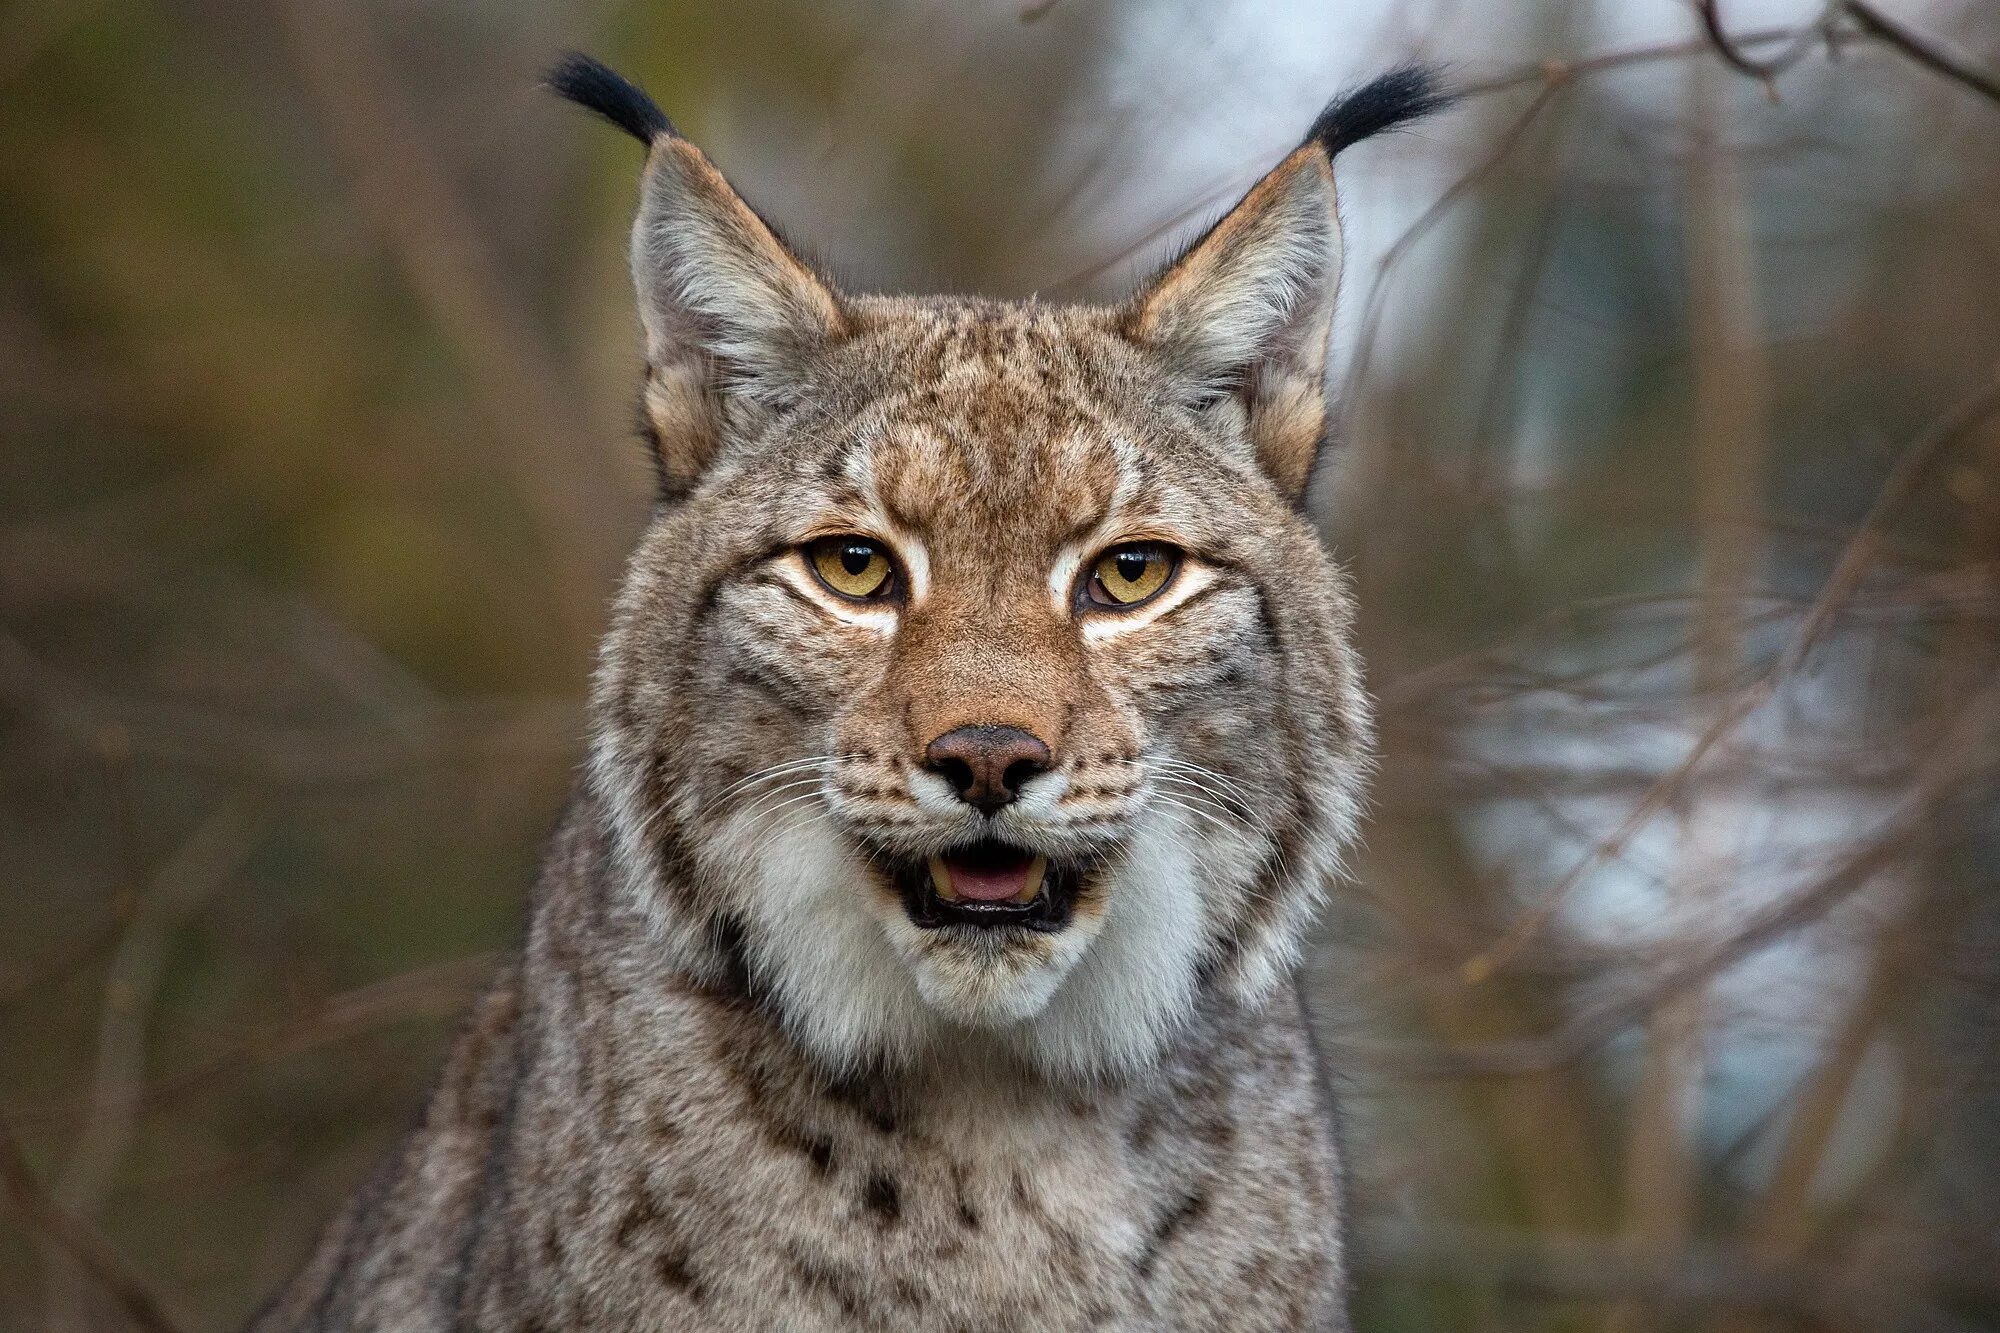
[
  {"xmin": 792, "ymin": 299, "xmax": 1254, "ymax": 554},
  {"xmin": 847, "ymin": 324, "xmax": 1136, "ymax": 535},
  {"xmin": 871, "ymin": 414, "xmax": 1125, "ymax": 545}
]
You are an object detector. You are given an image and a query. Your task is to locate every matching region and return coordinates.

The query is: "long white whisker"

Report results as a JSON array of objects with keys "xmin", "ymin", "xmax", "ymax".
[
  {"xmin": 1154, "ymin": 769, "xmax": 1260, "ymax": 817},
  {"xmin": 1147, "ymin": 756, "xmax": 1260, "ymax": 805},
  {"xmin": 1148, "ymin": 806, "xmax": 1285, "ymax": 912},
  {"xmin": 736, "ymin": 775, "xmax": 833, "ymax": 824},
  {"xmin": 749, "ymin": 789, "xmax": 829, "ymax": 827},
  {"xmin": 773, "ymin": 806, "xmax": 841, "ymax": 842},
  {"xmin": 1149, "ymin": 773, "xmax": 1259, "ymax": 824},
  {"xmin": 1111, "ymin": 756, "xmax": 1262, "ymax": 820},
  {"xmin": 1150, "ymin": 793, "xmax": 1241, "ymax": 837},
  {"xmin": 1136, "ymin": 764, "xmax": 1256, "ymax": 824},
  {"xmin": 711, "ymin": 754, "xmax": 843, "ymax": 806},
  {"xmin": 714, "ymin": 759, "xmax": 829, "ymax": 803},
  {"xmin": 737, "ymin": 773, "xmax": 831, "ymax": 807}
]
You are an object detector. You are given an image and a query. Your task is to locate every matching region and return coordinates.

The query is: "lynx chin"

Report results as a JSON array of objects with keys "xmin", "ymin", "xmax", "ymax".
[{"xmin": 253, "ymin": 51, "xmax": 1448, "ymax": 1332}]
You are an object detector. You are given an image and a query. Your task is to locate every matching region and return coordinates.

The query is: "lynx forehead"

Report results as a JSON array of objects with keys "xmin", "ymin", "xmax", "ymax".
[
  {"xmin": 601, "ymin": 301, "xmax": 1359, "ymax": 1079},
  {"xmin": 567, "ymin": 56, "xmax": 1439, "ymax": 1083},
  {"xmin": 255, "ymin": 52, "xmax": 1449, "ymax": 1332}
]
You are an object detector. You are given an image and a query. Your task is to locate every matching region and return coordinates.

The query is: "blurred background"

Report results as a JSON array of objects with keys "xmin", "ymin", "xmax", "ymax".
[{"xmin": 2, "ymin": 0, "xmax": 1997, "ymax": 1328}]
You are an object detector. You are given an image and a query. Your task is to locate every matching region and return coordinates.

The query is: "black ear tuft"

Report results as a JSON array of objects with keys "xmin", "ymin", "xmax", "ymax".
[
  {"xmin": 545, "ymin": 51, "xmax": 676, "ymax": 146},
  {"xmin": 1305, "ymin": 64, "xmax": 1453, "ymax": 157}
]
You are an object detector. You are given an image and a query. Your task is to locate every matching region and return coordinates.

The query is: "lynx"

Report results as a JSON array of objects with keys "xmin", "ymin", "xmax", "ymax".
[{"xmin": 252, "ymin": 52, "xmax": 1445, "ymax": 1332}]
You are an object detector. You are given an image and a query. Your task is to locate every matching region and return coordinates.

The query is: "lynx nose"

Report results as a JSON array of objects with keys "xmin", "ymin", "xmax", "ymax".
[{"xmin": 924, "ymin": 725, "xmax": 1052, "ymax": 815}]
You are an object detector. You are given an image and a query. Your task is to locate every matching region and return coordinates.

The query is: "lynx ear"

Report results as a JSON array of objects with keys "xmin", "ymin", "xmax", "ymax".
[
  {"xmin": 1124, "ymin": 67, "xmax": 1448, "ymax": 498},
  {"xmin": 548, "ymin": 53, "xmax": 846, "ymax": 496}
]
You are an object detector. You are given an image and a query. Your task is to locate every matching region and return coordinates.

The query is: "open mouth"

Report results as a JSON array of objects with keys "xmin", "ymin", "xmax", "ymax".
[{"xmin": 897, "ymin": 840, "xmax": 1080, "ymax": 932}]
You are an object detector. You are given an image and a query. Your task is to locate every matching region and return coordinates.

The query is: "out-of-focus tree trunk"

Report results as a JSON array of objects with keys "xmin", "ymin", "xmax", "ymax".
[{"xmin": 1606, "ymin": 56, "xmax": 1768, "ymax": 1333}]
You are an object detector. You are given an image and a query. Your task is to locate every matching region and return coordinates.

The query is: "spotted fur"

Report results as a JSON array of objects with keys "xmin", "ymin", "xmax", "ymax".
[{"xmin": 252, "ymin": 53, "xmax": 1448, "ymax": 1332}]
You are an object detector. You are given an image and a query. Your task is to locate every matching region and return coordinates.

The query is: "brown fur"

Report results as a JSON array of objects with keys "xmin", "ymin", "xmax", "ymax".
[{"xmin": 251, "ymin": 57, "xmax": 1438, "ymax": 1331}]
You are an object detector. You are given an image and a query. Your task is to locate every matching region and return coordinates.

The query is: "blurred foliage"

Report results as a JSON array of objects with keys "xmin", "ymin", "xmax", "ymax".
[{"xmin": 2, "ymin": 1, "xmax": 1998, "ymax": 1329}]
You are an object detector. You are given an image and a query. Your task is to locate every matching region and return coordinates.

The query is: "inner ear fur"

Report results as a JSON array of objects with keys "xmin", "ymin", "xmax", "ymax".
[
  {"xmin": 550, "ymin": 54, "xmax": 1447, "ymax": 502},
  {"xmin": 1123, "ymin": 144, "xmax": 1342, "ymax": 500},
  {"xmin": 631, "ymin": 137, "xmax": 848, "ymax": 497}
]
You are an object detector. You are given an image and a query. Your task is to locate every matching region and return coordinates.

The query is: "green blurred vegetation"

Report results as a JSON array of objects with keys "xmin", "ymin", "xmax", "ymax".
[{"xmin": 3, "ymin": 1, "xmax": 1998, "ymax": 1329}]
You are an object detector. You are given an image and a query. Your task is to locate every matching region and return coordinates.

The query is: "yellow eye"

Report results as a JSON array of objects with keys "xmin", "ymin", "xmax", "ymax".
[
  {"xmin": 1086, "ymin": 543, "xmax": 1178, "ymax": 608},
  {"xmin": 807, "ymin": 535, "xmax": 895, "ymax": 601}
]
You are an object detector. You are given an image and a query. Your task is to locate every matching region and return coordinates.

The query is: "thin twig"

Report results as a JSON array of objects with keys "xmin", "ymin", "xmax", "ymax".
[
  {"xmin": 0, "ymin": 626, "xmax": 579, "ymax": 785},
  {"xmin": 1459, "ymin": 366, "xmax": 2000, "ymax": 983},
  {"xmin": 1046, "ymin": 26, "xmax": 1817, "ymax": 297},
  {"xmin": 1847, "ymin": 1, "xmax": 2000, "ymax": 108},
  {"xmin": 0, "ymin": 1118, "xmax": 185, "ymax": 1333},
  {"xmin": 1342, "ymin": 80, "xmax": 1561, "ymax": 415},
  {"xmin": 1453, "ymin": 27, "xmax": 1808, "ymax": 99},
  {"xmin": 275, "ymin": 0, "xmax": 627, "ymax": 650},
  {"xmin": 1604, "ymin": 69, "xmax": 1769, "ymax": 1328},
  {"xmin": 5, "ymin": 954, "xmax": 495, "ymax": 1130},
  {"xmin": 1726, "ymin": 908, "xmax": 1905, "ymax": 1312},
  {"xmin": 1695, "ymin": 0, "xmax": 1838, "ymax": 88},
  {"xmin": 55, "ymin": 799, "xmax": 265, "ymax": 1213},
  {"xmin": 0, "ymin": 913, "xmax": 128, "ymax": 1011},
  {"xmin": 1377, "ymin": 669, "xmax": 2000, "ymax": 1078}
]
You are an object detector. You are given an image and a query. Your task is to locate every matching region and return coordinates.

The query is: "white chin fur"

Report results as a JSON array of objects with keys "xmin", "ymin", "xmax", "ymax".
[
  {"xmin": 898, "ymin": 926, "xmax": 1082, "ymax": 1030},
  {"xmin": 707, "ymin": 805, "xmax": 1213, "ymax": 1083}
]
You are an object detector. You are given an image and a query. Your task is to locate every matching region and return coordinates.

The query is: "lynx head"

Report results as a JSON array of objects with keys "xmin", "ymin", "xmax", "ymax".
[{"xmin": 555, "ymin": 54, "xmax": 1444, "ymax": 1083}]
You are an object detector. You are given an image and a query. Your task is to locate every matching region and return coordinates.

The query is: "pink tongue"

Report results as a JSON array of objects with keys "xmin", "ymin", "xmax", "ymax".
[{"xmin": 946, "ymin": 856, "xmax": 1032, "ymax": 902}]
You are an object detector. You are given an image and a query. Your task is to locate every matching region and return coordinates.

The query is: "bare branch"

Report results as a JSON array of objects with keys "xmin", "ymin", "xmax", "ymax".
[
  {"xmin": 1453, "ymin": 28, "xmax": 1807, "ymax": 99},
  {"xmin": 0, "ymin": 1118, "xmax": 185, "ymax": 1333},
  {"xmin": 1369, "ymin": 671, "xmax": 2000, "ymax": 1079},
  {"xmin": 1695, "ymin": 0, "xmax": 1837, "ymax": 88},
  {"xmin": 1847, "ymin": 1, "xmax": 2000, "ymax": 109},
  {"xmin": 1342, "ymin": 81, "xmax": 1562, "ymax": 412},
  {"xmin": 274, "ymin": 0, "xmax": 630, "ymax": 648},
  {"xmin": 5, "ymin": 954, "xmax": 495, "ymax": 1131},
  {"xmin": 0, "ymin": 625, "xmax": 580, "ymax": 785},
  {"xmin": 1458, "ymin": 367, "xmax": 2000, "ymax": 983},
  {"xmin": 54, "ymin": 799, "xmax": 265, "ymax": 1218},
  {"xmin": 0, "ymin": 913, "xmax": 127, "ymax": 1012}
]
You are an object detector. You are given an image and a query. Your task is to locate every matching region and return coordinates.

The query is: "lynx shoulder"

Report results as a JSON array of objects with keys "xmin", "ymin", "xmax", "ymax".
[{"xmin": 251, "ymin": 53, "xmax": 1448, "ymax": 1332}]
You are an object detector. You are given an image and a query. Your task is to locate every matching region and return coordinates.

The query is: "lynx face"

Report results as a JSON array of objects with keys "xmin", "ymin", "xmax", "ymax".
[{"xmin": 566, "ymin": 59, "xmax": 1427, "ymax": 1083}]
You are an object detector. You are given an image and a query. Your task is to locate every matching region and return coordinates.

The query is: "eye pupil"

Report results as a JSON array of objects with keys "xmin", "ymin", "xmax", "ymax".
[
  {"xmin": 1085, "ymin": 543, "xmax": 1178, "ymax": 609},
  {"xmin": 807, "ymin": 535, "xmax": 894, "ymax": 600}
]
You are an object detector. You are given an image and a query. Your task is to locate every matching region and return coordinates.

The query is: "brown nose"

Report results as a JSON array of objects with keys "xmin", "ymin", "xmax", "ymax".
[{"xmin": 924, "ymin": 725, "xmax": 1052, "ymax": 815}]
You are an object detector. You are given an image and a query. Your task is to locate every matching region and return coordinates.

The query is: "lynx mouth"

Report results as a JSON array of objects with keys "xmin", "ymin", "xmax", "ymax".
[{"xmin": 896, "ymin": 839, "xmax": 1080, "ymax": 932}]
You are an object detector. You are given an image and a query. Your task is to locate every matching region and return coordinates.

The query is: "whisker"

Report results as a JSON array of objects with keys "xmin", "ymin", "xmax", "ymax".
[
  {"xmin": 1136, "ymin": 764, "xmax": 1256, "ymax": 824},
  {"xmin": 1160, "ymin": 800, "xmax": 1296, "ymax": 912},
  {"xmin": 711, "ymin": 754, "xmax": 844, "ymax": 806},
  {"xmin": 1148, "ymin": 773, "xmax": 1260, "ymax": 824},
  {"xmin": 1144, "ymin": 761, "xmax": 1310, "ymax": 893},
  {"xmin": 749, "ymin": 789, "xmax": 829, "ymax": 828},
  {"xmin": 1155, "ymin": 765, "xmax": 1260, "ymax": 814},
  {"xmin": 772, "ymin": 806, "xmax": 840, "ymax": 842},
  {"xmin": 1146, "ymin": 756, "xmax": 1261, "ymax": 805},
  {"xmin": 736, "ymin": 775, "xmax": 833, "ymax": 823},
  {"xmin": 1146, "ymin": 806, "xmax": 1285, "ymax": 912},
  {"xmin": 715, "ymin": 758, "xmax": 831, "ymax": 802},
  {"xmin": 1112, "ymin": 756, "xmax": 1262, "ymax": 820},
  {"xmin": 1150, "ymin": 793, "xmax": 1242, "ymax": 837}
]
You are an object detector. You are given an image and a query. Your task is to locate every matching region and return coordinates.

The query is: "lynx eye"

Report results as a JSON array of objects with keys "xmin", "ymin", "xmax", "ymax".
[
  {"xmin": 806, "ymin": 535, "xmax": 895, "ymax": 601},
  {"xmin": 1085, "ymin": 543, "xmax": 1178, "ymax": 609}
]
